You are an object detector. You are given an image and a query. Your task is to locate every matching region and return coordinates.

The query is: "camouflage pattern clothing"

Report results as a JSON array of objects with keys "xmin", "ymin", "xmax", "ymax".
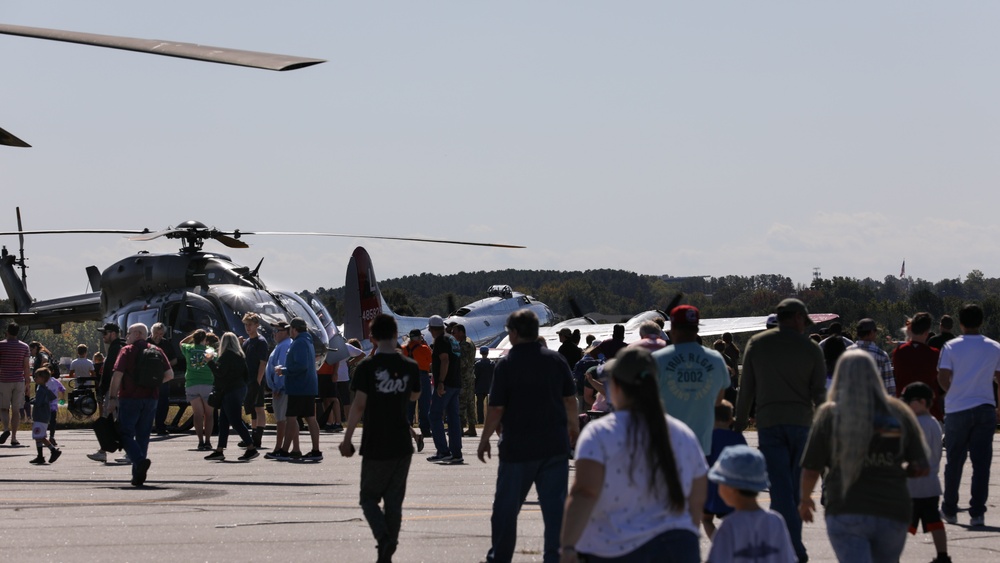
[{"xmin": 458, "ymin": 337, "xmax": 477, "ymax": 430}]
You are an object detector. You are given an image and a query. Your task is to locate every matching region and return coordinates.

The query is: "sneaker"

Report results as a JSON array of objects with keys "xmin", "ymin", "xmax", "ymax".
[
  {"xmin": 204, "ymin": 441, "xmax": 213, "ymax": 451},
  {"xmin": 941, "ymin": 512, "xmax": 957, "ymax": 525},
  {"xmin": 238, "ymin": 449, "xmax": 260, "ymax": 461},
  {"xmin": 277, "ymin": 450, "xmax": 302, "ymax": 462},
  {"xmin": 464, "ymin": 428, "xmax": 477, "ymax": 437},
  {"xmin": 155, "ymin": 429, "xmax": 170, "ymax": 436},
  {"xmin": 323, "ymin": 423, "xmax": 338, "ymax": 432},
  {"xmin": 29, "ymin": 456, "xmax": 46, "ymax": 465},
  {"xmin": 443, "ymin": 456, "xmax": 465, "ymax": 465},
  {"xmin": 87, "ymin": 450, "xmax": 107, "ymax": 462},
  {"xmin": 426, "ymin": 453, "xmax": 452, "ymax": 463},
  {"xmin": 10, "ymin": 440, "xmax": 20, "ymax": 447},
  {"xmin": 204, "ymin": 451, "xmax": 225, "ymax": 461},
  {"xmin": 115, "ymin": 454, "xmax": 132, "ymax": 465},
  {"xmin": 131, "ymin": 459, "xmax": 151, "ymax": 487},
  {"xmin": 48, "ymin": 449, "xmax": 62, "ymax": 464},
  {"xmin": 301, "ymin": 450, "xmax": 323, "ymax": 461},
  {"xmin": 971, "ymin": 515, "xmax": 985, "ymax": 527},
  {"xmin": 0, "ymin": 430, "xmax": 9, "ymax": 444},
  {"xmin": 330, "ymin": 424, "xmax": 344, "ymax": 433},
  {"xmin": 237, "ymin": 440, "xmax": 250, "ymax": 448},
  {"xmin": 264, "ymin": 450, "xmax": 287, "ymax": 460},
  {"xmin": 932, "ymin": 554, "xmax": 954, "ymax": 563},
  {"xmin": 415, "ymin": 434, "xmax": 425, "ymax": 453}
]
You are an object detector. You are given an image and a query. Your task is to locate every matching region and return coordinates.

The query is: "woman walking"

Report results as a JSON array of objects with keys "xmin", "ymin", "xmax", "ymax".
[
  {"xmin": 559, "ymin": 347, "xmax": 708, "ymax": 563},
  {"xmin": 799, "ymin": 350, "xmax": 929, "ymax": 562},
  {"xmin": 205, "ymin": 332, "xmax": 258, "ymax": 461}
]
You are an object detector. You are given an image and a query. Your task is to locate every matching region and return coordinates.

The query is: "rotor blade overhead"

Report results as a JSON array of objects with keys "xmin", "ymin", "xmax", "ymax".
[
  {"xmin": 246, "ymin": 232, "xmax": 526, "ymax": 249},
  {"xmin": 0, "ymin": 126, "xmax": 31, "ymax": 148},
  {"xmin": 0, "ymin": 24, "xmax": 325, "ymax": 71},
  {"xmin": 212, "ymin": 233, "xmax": 250, "ymax": 249}
]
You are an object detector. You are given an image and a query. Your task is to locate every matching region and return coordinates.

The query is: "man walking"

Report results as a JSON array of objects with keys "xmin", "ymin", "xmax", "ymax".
[
  {"xmin": 453, "ymin": 323, "xmax": 478, "ymax": 437},
  {"xmin": 107, "ymin": 323, "xmax": 173, "ymax": 486},
  {"xmin": 426, "ymin": 315, "xmax": 463, "ymax": 464},
  {"xmin": 339, "ymin": 314, "xmax": 421, "ymax": 563},
  {"xmin": 478, "ymin": 309, "xmax": 577, "ymax": 563},
  {"xmin": 892, "ymin": 312, "xmax": 944, "ymax": 420},
  {"xmin": 0, "ymin": 323, "xmax": 31, "ymax": 447},
  {"xmin": 937, "ymin": 304, "xmax": 1000, "ymax": 527},
  {"xmin": 735, "ymin": 298, "xmax": 825, "ymax": 563},
  {"xmin": 848, "ymin": 318, "xmax": 897, "ymax": 396},
  {"xmin": 149, "ymin": 322, "xmax": 178, "ymax": 436},
  {"xmin": 402, "ymin": 329, "xmax": 433, "ymax": 438},
  {"xmin": 242, "ymin": 312, "xmax": 269, "ymax": 449},
  {"xmin": 89, "ymin": 322, "xmax": 125, "ymax": 462}
]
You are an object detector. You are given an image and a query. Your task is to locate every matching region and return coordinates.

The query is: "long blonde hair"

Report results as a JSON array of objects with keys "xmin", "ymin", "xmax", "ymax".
[
  {"xmin": 825, "ymin": 350, "xmax": 917, "ymax": 495},
  {"xmin": 219, "ymin": 332, "xmax": 245, "ymax": 359}
]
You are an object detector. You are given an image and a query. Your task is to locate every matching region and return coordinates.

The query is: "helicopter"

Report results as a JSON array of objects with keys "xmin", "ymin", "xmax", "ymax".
[
  {"xmin": 0, "ymin": 211, "xmax": 525, "ymax": 367},
  {"xmin": 0, "ymin": 21, "xmax": 325, "ymax": 147}
]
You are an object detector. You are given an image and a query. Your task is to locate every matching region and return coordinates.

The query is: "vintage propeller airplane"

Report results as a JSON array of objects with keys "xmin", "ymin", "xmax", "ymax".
[
  {"xmin": 342, "ymin": 246, "xmax": 555, "ymax": 347},
  {"xmin": 0, "ymin": 210, "xmax": 524, "ymax": 364},
  {"xmin": 0, "ymin": 22, "xmax": 325, "ymax": 147}
]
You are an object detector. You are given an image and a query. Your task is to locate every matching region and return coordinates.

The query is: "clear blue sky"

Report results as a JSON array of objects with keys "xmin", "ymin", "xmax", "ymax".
[{"xmin": 4, "ymin": 2, "xmax": 998, "ymax": 303}]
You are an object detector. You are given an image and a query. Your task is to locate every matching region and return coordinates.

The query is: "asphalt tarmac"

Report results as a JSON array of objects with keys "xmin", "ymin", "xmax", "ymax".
[{"xmin": 1, "ymin": 427, "xmax": 999, "ymax": 562}]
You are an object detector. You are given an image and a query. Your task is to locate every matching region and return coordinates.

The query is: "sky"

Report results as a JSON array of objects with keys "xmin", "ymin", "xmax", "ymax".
[{"xmin": 4, "ymin": 2, "xmax": 999, "ymax": 304}]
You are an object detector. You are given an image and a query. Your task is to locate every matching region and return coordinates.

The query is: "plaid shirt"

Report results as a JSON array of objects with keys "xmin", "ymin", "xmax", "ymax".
[{"xmin": 848, "ymin": 340, "xmax": 897, "ymax": 395}]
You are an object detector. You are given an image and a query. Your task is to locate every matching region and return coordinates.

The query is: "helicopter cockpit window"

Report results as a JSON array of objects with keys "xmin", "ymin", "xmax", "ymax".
[
  {"xmin": 453, "ymin": 307, "xmax": 472, "ymax": 318},
  {"xmin": 126, "ymin": 309, "xmax": 159, "ymax": 332}
]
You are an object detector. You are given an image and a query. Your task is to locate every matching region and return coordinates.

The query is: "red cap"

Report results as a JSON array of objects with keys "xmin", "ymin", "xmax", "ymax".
[{"xmin": 670, "ymin": 305, "xmax": 700, "ymax": 329}]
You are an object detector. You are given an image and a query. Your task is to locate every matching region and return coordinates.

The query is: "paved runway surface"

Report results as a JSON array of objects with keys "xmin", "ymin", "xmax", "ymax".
[{"xmin": 1, "ymin": 427, "xmax": 999, "ymax": 561}]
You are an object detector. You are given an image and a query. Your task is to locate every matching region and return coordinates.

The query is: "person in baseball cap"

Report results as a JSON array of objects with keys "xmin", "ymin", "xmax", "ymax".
[
  {"xmin": 427, "ymin": 315, "xmax": 445, "ymax": 329},
  {"xmin": 775, "ymin": 298, "xmax": 813, "ymax": 326},
  {"xmin": 97, "ymin": 322, "xmax": 120, "ymax": 334},
  {"xmin": 670, "ymin": 305, "xmax": 700, "ymax": 330}
]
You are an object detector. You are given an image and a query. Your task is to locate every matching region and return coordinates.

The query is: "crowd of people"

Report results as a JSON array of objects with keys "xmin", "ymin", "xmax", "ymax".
[{"xmin": 1, "ymin": 296, "xmax": 998, "ymax": 562}]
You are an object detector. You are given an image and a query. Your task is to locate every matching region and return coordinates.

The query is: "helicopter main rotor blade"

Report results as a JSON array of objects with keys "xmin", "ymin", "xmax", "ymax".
[
  {"xmin": 0, "ymin": 126, "xmax": 31, "ymax": 148},
  {"xmin": 0, "ymin": 24, "xmax": 325, "ymax": 71},
  {"xmin": 212, "ymin": 233, "xmax": 250, "ymax": 249},
  {"xmin": 244, "ymin": 231, "xmax": 526, "ymax": 249},
  {"xmin": 0, "ymin": 229, "xmax": 147, "ymax": 236}
]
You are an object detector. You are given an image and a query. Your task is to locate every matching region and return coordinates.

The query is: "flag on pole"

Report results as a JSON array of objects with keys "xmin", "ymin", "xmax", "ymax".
[{"xmin": 900, "ymin": 259, "xmax": 905, "ymax": 278}]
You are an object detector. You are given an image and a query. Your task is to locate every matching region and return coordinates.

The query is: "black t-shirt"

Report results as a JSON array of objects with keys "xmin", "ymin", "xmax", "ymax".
[
  {"xmin": 489, "ymin": 342, "xmax": 576, "ymax": 462},
  {"xmin": 243, "ymin": 335, "xmax": 269, "ymax": 388},
  {"xmin": 432, "ymin": 334, "xmax": 462, "ymax": 388},
  {"xmin": 558, "ymin": 342, "xmax": 583, "ymax": 374},
  {"xmin": 351, "ymin": 352, "xmax": 421, "ymax": 459},
  {"xmin": 474, "ymin": 358, "xmax": 494, "ymax": 395}
]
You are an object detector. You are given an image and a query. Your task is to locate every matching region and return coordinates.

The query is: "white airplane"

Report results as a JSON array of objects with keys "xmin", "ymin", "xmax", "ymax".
[
  {"xmin": 493, "ymin": 310, "xmax": 839, "ymax": 354},
  {"xmin": 342, "ymin": 246, "xmax": 555, "ymax": 347}
]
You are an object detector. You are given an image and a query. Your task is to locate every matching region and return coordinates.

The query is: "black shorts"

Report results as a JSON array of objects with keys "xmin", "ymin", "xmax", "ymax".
[
  {"xmin": 243, "ymin": 380, "xmax": 265, "ymax": 413},
  {"xmin": 318, "ymin": 374, "xmax": 337, "ymax": 398},
  {"xmin": 285, "ymin": 395, "xmax": 316, "ymax": 419},
  {"xmin": 337, "ymin": 381, "xmax": 352, "ymax": 406},
  {"xmin": 909, "ymin": 496, "xmax": 944, "ymax": 534}
]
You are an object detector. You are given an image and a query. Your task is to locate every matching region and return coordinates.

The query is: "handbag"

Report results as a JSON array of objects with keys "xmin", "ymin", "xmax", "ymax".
[
  {"xmin": 207, "ymin": 388, "xmax": 223, "ymax": 409},
  {"xmin": 93, "ymin": 414, "xmax": 121, "ymax": 452}
]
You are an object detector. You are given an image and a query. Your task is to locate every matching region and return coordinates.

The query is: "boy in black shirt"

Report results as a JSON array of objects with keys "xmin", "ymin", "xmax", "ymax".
[
  {"xmin": 29, "ymin": 368, "xmax": 61, "ymax": 465},
  {"xmin": 340, "ymin": 314, "xmax": 421, "ymax": 563}
]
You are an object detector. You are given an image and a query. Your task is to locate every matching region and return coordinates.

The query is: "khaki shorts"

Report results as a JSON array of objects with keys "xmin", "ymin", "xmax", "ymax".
[
  {"xmin": 271, "ymin": 392, "xmax": 289, "ymax": 422},
  {"xmin": 0, "ymin": 381, "xmax": 25, "ymax": 410}
]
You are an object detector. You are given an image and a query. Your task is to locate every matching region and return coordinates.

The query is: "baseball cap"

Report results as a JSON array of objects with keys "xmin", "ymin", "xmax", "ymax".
[
  {"xmin": 270, "ymin": 321, "xmax": 290, "ymax": 331},
  {"xmin": 775, "ymin": 298, "xmax": 813, "ymax": 325},
  {"xmin": 427, "ymin": 315, "xmax": 445, "ymax": 329},
  {"xmin": 98, "ymin": 322, "xmax": 120, "ymax": 334},
  {"xmin": 289, "ymin": 317, "xmax": 308, "ymax": 331},
  {"xmin": 408, "ymin": 328, "xmax": 423, "ymax": 338},
  {"xmin": 479, "ymin": 346, "xmax": 489, "ymax": 355},
  {"xmin": 670, "ymin": 305, "xmax": 700, "ymax": 329},
  {"xmin": 765, "ymin": 314, "xmax": 778, "ymax": 329},
  {"xmin": 603, "ymin": 347, "xmax": 657, "ymax": 386},
  {"xmin": 708, "ymin": 445, "xmax": 770, "ymax": 492}
]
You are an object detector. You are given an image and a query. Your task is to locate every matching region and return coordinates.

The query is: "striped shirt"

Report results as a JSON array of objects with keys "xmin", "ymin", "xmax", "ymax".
[
  {"xmin": 848, "ymin": 340, "xmax": 897, "ymax": 396},
  {"xmin": 0, "ymin": 337, "xmax": 31, "ymax": 383}
]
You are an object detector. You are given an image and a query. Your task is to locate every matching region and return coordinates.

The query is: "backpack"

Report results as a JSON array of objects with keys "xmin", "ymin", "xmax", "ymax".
[
  {"xmin": 133, "ymin": 345, "xmax": 166, "ymax": 388},
  {"xmin": 44, "ymin": 353, "xmax": 60, "ymax": 377}
]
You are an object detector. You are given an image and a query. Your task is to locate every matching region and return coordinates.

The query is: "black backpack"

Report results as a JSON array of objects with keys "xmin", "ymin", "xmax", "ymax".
[
  {"xmin": 44, "ymin": 353, "xmax": 60, "ymax": 377},
  {"xmin": 133, "ymin": 345, "xmax": 166, "ymax": 388}
]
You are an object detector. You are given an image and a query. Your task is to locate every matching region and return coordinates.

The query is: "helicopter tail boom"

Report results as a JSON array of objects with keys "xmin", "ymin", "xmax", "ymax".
[{"xmin": 0, "ymin": 248, "xmax": 33, "ymax": 313}]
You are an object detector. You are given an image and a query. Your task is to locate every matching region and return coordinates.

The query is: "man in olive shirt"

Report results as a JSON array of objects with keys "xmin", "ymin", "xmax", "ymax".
[{"xmin": 734, "ymin": 298, "xmax": 826, "ymax": 563}]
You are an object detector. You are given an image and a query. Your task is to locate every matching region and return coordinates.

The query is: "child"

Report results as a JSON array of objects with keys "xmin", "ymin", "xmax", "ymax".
[
  {"xmin": 44, "ymin": 373, "xmax": 66, "ymax": 447},
  {"xmin": 29, "ymin": 368, "xmax": 61, "ymax": 465},
  {"xmin": 706, "ymin": 445, "xmax": 796, "ymax": 563},
  {"xmin": 902, "ymin": 382, "xmax": 951, "ymax": 563},
  {"xmin": 702, "ymin": 400, "xmax": 747, "ymax": 538}
]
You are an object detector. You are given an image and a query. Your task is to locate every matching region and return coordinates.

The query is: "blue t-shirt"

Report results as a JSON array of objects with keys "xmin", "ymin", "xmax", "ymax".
[
  {"xmin": 705, "ymin": 428, "xmax": 749, "ymax": 516},
  {"xmin": 653, "ymin": 342, "xmax": 730, "ymax": 453}
]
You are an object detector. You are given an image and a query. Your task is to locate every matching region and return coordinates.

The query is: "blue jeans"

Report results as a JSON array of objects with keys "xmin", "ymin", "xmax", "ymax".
[
  {"xmin": 825, "ymin": 514, "xmax": 908, "ymax": 562},
  {"xmin": 943, "ymin": 403, "xmax": 997, "ymax": 518},
  {"xmin": 217, "ymin": 384, "xmax": 253, "ymax": 450},
  {"xmin": 758, "ymin": 424, "xmax": 810, "ymax": 561},
  {"xmin": 487, "ymin": 455, "xmax": 568, "ymax": 563},
  {"xmin": 430, "ymin": 386, "xmax": 462, "ymax": 458},
  {"xmin": 581, "ymin": 529, "xmax": 699, "ymax": 563},
  {"xmin": 117, "ymin": 398, "xmax": 157, "ymax": 479},
  {"xmin": 407, "ymin": 371, "xmax": 432, "ymax": 435}
]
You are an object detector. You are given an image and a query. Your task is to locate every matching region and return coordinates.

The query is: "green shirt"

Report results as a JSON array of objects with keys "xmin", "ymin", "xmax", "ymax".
[{"xmin": 181, "ymin": 343, "xmax": 215, "ymax": 387}]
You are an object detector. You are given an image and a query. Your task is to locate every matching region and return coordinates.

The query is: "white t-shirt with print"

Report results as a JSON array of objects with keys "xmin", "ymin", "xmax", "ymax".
[{"xmin": 574, "ymin": 412, "xmax": 707, "ymax": 558}]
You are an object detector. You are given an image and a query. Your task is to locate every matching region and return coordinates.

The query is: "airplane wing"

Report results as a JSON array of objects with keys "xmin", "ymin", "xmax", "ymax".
[{"xmin": 0, "ymin": 292, "xmax": 103, "ymax": 332}]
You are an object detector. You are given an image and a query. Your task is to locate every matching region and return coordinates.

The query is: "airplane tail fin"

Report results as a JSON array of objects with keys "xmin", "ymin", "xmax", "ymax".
[
  {"xmin": 0, "ymin": 247, "xmax": 32, "ymax": 313},
  {"xmin": 344, "ymin": 246, "xmax": 392, "ymax": 343}
]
